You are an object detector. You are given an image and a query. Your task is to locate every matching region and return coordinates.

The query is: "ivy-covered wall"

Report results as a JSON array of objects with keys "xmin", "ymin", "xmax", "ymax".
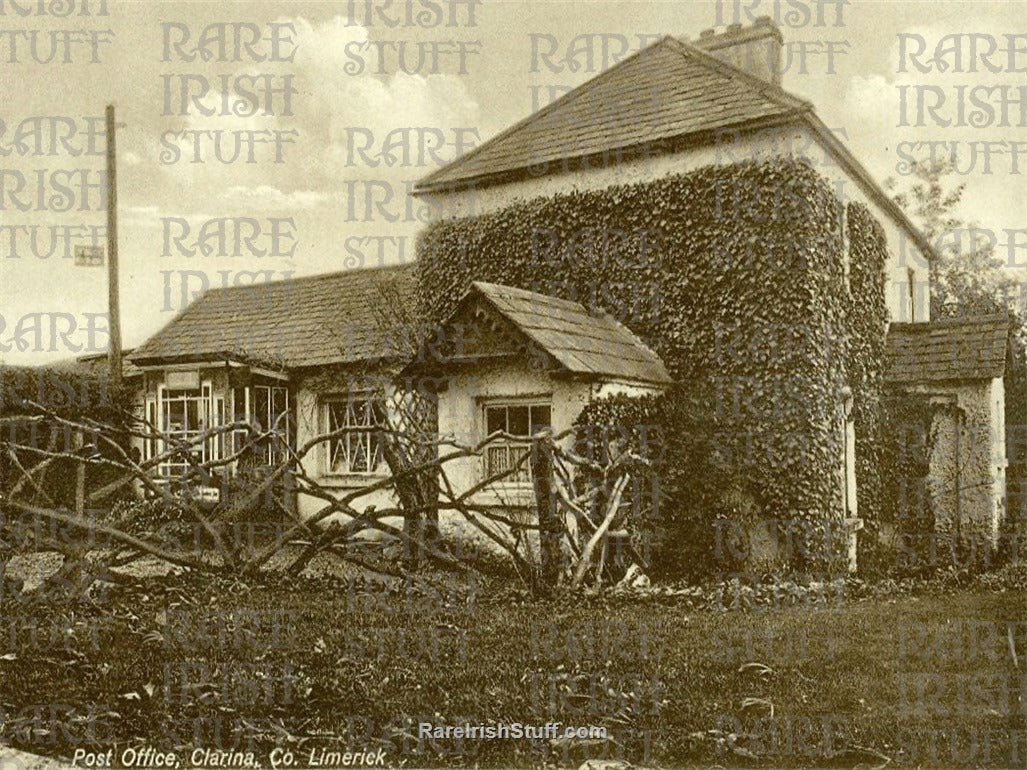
[
  {"xmin": 845, "ymin": 203, "xmax": 890, "ymax": 551},
  {"xmin": 416, "ymin": 159, "xmax": 890, "ymax": 568}
]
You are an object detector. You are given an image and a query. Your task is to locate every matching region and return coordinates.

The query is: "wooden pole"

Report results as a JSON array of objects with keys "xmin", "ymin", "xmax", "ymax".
[{"xmin": 105, "ymin": 104, "xmax": 122, "ymax": 389}]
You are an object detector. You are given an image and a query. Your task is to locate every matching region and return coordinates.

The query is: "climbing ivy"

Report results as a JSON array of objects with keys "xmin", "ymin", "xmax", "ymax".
[
  {"xmin": 573, "ymin": 389, "xmax": 763, "ymax": 579},
  {"xmin": 418, "ymin": 158, "xmax": 890, "ymax": 573},
  {"xmin": 845, "ymin": 203, "xmax": 890, "ymax": 561}
]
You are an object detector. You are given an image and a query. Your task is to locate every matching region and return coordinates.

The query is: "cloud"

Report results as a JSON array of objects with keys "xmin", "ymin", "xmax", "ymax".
[
  {"xmin": 151, "ymin": 15, "xmax": 482, "ymax": 212},
  {"xmin": 286, "ymin": 15, "xmax": 483, "ymax": 182},
  {"xmin": 219, "ymin": 185, "xmax": 331, "ymax": 210},
  {"xmin": 837, "ymin": 24, "xmax": 1025, "ymax": 281}
]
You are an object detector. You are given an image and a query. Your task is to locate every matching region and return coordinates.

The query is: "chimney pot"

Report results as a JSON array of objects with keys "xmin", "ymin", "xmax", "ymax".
[{"xmin": 692, "ymin": 19, "xmax": 783, "ymax": 86}]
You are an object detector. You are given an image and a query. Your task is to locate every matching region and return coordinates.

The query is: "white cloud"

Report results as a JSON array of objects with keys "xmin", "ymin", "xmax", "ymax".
[
  {"xmin": 219, "ymin": 185, "xmax": 330, "ymax": 210},
  {"xmin": 151, "ymin": 15, "xmax": 482, "ymax": 211}
]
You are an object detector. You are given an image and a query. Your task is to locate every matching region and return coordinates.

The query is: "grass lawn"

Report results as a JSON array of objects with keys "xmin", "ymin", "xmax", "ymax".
[{"xmin": 1, "ymin": 569, "xmax": 1025, "ymax": 768}]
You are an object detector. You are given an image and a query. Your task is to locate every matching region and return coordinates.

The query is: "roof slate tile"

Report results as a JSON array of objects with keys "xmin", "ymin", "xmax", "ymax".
[
  {"xmin": 416, "ymin": 37, "xmax": 808, "ymax": 190},
  {"xmin": 471, "ymin": 282, "xmax": 672, "ymax": 386},
  {"xmin": 885, "ymin": 315, "xmax": 1010, "ymax": 384},
  {"xmin": 130, "ymin": 264, "xmax": 417, "ymax": 370}
]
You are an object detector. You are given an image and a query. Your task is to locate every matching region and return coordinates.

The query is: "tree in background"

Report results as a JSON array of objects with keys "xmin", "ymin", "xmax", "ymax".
[{"xmin": 885, "ymin": 156, "xmax": 1019, "ymax": 319}]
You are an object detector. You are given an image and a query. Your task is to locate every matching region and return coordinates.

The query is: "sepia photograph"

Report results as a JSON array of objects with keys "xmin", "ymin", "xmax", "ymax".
[{"xmin": 1, "ymin": 0, "xmax": 1026, "ymax": 767}]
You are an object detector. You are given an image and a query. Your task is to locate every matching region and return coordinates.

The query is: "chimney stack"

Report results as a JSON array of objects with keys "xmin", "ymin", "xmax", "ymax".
[{"xmin": 693, "ymin": 17, "xmax": 783, "ymax": 85}]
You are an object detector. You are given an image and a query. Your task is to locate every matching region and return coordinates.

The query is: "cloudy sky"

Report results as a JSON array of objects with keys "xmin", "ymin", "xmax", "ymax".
[{"xmin": 1, "ymin": 0, "xmax": 1024, "ymax": 364}]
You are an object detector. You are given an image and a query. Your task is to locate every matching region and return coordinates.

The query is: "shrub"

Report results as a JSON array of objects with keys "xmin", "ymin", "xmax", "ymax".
[{"xmin": 574, "ymin": 388, "xmax": 769, "ymax": 580}]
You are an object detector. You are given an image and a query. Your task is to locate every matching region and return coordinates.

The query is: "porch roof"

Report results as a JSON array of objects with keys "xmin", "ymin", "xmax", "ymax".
[
  {"xmin": 130, "ymin": 264, "xmax": 417, "ymax": 371},
  {"xmin": 467, "ymin": 282, "xmax": 672, "ymax": 386},
  {"xmin": 885, "ymin": 315, "xmax": 1010, "ymax": 385}
]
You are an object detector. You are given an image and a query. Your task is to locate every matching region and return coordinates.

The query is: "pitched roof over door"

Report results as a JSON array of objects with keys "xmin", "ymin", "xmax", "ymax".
[
  {"xmin": 885, "ymin": 315, "xmax": 1010, "ymax": 385},
  {"xmin": 442, "ymin": 282, "xmax": 672, "ymax": 386},
  {"xmin": 131, "ymin": 264, "xmax": 417, "ymax": 370},
  {"xmin": 415, "ymin": 35, "xmax": 809, "ymax": 191}
]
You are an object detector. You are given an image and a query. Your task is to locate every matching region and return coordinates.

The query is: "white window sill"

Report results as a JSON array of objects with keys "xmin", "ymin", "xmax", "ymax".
[{"xmin": 316, "ymin": 472, "xmax": 390, "ymax": 488}]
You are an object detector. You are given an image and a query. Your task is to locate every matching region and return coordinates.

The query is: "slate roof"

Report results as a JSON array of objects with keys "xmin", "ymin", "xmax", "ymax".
[
  {"xmin": 416, "ymin": 35, "xmax": 809, "ymax": 191},
  {"xmin": 886, "ymin": 315, "xmax": 1010, "ymax": 385},
  {"xmin": 467, "ymin": 282, "xmax": 672, "ymax": 386},
  {"xmin": 131, "ymin": 264, "xmax": 417, "ymax": 370}
]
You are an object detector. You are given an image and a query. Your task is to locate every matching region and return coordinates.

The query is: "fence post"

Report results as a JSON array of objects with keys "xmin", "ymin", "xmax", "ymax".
[{"xmin": 531, "ymin": 431, "xmax": 561, "ymax": 591}]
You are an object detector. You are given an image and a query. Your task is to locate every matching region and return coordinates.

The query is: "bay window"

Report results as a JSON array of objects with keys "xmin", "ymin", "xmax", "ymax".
[{"xmin": 156, "ymin": 382, "xmax": 215, "ymax": 482}]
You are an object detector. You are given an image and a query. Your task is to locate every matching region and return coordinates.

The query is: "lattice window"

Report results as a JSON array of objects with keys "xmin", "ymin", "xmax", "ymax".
[{"xmin": 324, "ymin": 394, "xmax": 386, "ymax": 475}]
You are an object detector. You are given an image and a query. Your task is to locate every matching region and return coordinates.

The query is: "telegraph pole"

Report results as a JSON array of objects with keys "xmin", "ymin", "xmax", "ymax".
[{"xmin": 105, "ymin": 104, "xmax": 122, "ymax": 388}]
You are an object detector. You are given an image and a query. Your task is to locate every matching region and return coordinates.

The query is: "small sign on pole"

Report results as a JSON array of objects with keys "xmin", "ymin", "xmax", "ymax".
[{"xmin": 74, "ymin": 245, "xmax": 105, "ymax": 267}]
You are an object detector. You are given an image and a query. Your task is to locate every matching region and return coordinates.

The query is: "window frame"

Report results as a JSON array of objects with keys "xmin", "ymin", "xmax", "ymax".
[
  {"xmin": 480, "ymin": 397, "xmax": 552, "ymax": 485},
  {"xmin": 155, "ymin": 379, "xmax": 219, "ymax": 483},
  {"xmin": 252, "ymin": 384, "xmax": 291, "ymax": 466},
  {"xmin": 322, "ymin": 391, "xmax": 389, "ymax": 478}
]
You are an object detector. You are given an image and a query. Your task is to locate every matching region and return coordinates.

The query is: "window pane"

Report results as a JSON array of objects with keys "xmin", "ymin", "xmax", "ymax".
[
  {"xmin": 508, "ymin": 406, "xmax": 530, "ymax": 436},
  {"xmin": 233, "ymin": 387, "xmax": 247, "ymax": 421},
  {"xmin": 214, "ymin": 398, "xmax": 224, "ymax": 459},
  {"xmin": 486, "ymin": 406, "xmax": 506, "ymax": 435},
  {"xmin": 351, "ymin": 438, "xmax": 368, "ymax": 473},
  {"xmin": 357, "ymin": 397, "xmax": 374, "ymax": 427},
  {"xmin": 530, "ymin": 405, "xmax": 551, "ymax": 431},
  {"xmin": 486, "ymin": 445, "xmax": 509, "ymax": 475},
  {"xmin": 254, "ymin": 387, "xmax": 270, "ymax": 428},
  {"xmin": 325, "ymin": 395, "xmax": 386, "ymax": 474},
  {"xmin": 272, "ymin": 387, "xmax": 287, "ymax": 418},
  {"xmin": 146, "ymin": 401, "xmax": 156, "ymax": 461},
  {"xmin": 369, "ymin": 434, "xmax": 383, "ymax": 471},
  {"xmin": 167, "ymin": 401, "xmax": 185, "ymax": 433},
  {"xmin": 185, "ymin": 401, "xmax": 199, "ymax": 431},
  {"xmin": 371, "ymin": 397, "xmax": 386, "ymax": 426}
]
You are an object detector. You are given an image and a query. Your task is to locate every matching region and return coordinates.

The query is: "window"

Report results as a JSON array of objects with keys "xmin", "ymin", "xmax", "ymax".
[
  {"xmin": 482, "ymin": 402, "xmax": 551, "ymax": 482},
  {"xmin": 907, "ymin": 267, "xmax": 917, "ymax": 322},
  {"xmin": 232, "ymin": 384, "xmax": 290, "ymax": 466},
  {"xmin": 157, "ymin": 384, "xmax": 214, "ymax": 481},
  {"xmin": 324, "ymin": 394, "xmax": 386, "ymax": 475},
  {"xmin": 144, "ymin": 397, "xmax": 157, "ymax": 462},
  {"xmin": 253, "ymin": 385, "xmax": 290, "ymax": 466}
]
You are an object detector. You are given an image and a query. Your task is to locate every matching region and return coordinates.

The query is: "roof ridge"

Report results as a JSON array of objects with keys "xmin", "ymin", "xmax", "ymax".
[
  {"xmin": 131, "ymin": 262, "xmax": 418, "ymax": 368},
  {"xmin": 199, "ymin": 261, "xmax": 417, "ymax": 297},
  {"xmin": 416, "ymin": 34, "xmax": 815, "ymax": 193},
  {"xmin": 465, "ymin": 283, "xmax": 670, "ymax": 385},
  {"xmin": 472, "ymin": 280, "xmax": 589, "ymax": 310},
  {"xmin": 666, "ymin": 35, "xmax": 812, "ymax": 114},
  {"xmin": 416, "ymin": 36, "xmax": 682, "ymax": 191}
]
